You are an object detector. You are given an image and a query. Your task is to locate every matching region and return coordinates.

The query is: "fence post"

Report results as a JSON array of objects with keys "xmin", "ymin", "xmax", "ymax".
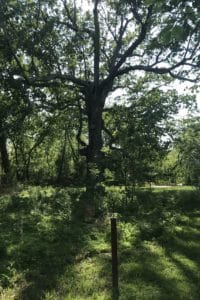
[{"xmin": 111, "ymin": 217, "xmax": 119, "ymax": 299}]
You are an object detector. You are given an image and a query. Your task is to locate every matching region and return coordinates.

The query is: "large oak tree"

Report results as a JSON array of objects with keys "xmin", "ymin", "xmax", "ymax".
[{"xmin": 0, "ymin": 0, "xmax": 199, "ymax": 191}]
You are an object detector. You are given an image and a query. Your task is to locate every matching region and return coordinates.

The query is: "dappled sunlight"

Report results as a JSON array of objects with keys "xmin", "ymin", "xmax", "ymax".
[
  {"xmin": 0, "ymin": 186, "xmax": 97, "ymax": 299},
  {"xmin": 119, "ymin": 236, "xmax": 200, "ymax": 299},
  {"xmin": 119, "ymin": 239, "xmax": 194, "ymax": 298},
  {"xmin": 120, "ymin": 280, "xmax": 162, "ymax": 300},
  {"xmin": 1, "ymin": 186, "xmax": 200, "ymax": 299},
  {"xmin": 174, "ymin": 226, "xmax": 200, "ymax": 241},
  {"xmin": 116, "ymin": 188, "xmax": 200, "ymax": 299},
  {"xmin": 172, "ymin": 253, "xmax": 199, "ymax": 276}
]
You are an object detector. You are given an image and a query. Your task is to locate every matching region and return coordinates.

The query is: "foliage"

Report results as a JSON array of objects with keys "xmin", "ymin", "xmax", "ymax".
[
  {"xmin": 0, "ymin": 0, "xmax": 199, "ymax": 171},
  {"xmin": 175, "ymin": 117, "xmax": 200, "ymax": 187},
  {"xmin": 103, "ymin": 79, "xmax": 195, "ymax": 186}
]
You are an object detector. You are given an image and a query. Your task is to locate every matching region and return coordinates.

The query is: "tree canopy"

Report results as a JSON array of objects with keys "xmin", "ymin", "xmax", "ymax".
[{"xmin": 0, "ymin": 0, "xmax": 199, "ymax": 192}]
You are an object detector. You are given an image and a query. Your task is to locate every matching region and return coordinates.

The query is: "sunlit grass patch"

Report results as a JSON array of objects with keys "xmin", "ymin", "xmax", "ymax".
[
  {"xmin": 118, "ymin": 221, "xmax": 139, "ymax": 248},
  {"xmin": 120, "ymin": 280, "xmax": 162, "ymax": 300},
  {"xmin": 119, "ymin": 237, "xmax": 200, "ymax": 299},
  {"xmin": 43, "ymin": 256, "xmax": 111, "ymax": 300},
  {"xmin": 172, "ymin": 252, "xmax": 199, "ymax": 274},
  {"xmin": 151, "ymin": 185, "xmax": 195, "ymax": 192}
]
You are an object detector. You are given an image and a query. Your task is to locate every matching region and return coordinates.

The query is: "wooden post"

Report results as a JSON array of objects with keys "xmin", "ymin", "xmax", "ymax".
[{"xmin": 111, "ymin": 217, "xmax": 119, "ymax": 298}]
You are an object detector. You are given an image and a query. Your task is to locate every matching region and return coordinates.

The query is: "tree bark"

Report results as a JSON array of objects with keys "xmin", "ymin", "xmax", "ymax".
[
  {"xmin": 0, "ymin": 133, "xmax": 10, "ymax": 183},
  {"xmin": 79, "ymin": 91, "xmax": 106, "ymax": 218},
  {"xmin": 87, "ymin": 99, "xmax": 103, "ymax": 164},
  {"xmin": 56, "ymin": 126, "xmax": 67, "ymax": 184},
  {"xmin": 12, "ymin": 141, "xmax": 20, "ymax": 180}
]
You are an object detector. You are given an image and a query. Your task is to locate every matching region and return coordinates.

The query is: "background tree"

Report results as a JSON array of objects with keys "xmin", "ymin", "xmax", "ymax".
[
  {"xmin": 175, "ymin": 117, "xmax": 200, "ymax": 187},
  {"xmin": 103, "ymin": 76, "xmax": 195, "ymax": 188},
  {"xmin": 0, "ymin": 80, "xmax": 33, "ymax": 183}
]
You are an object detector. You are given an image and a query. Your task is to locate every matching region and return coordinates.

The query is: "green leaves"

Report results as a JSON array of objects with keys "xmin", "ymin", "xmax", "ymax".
[
  {"xmin": 172, "ymin": 25, "xmax": 185, "ymax": 41},
  {"xmin": 175, "ymin": 117, "xmax": 200, "ymax": 187},
  {"xmin": 159, "ymin": 24, "xmax": 185, "ymax": 45},
  {"xmin": 144, "ymin": 0, "xmax": 155, "ymax": 5}
]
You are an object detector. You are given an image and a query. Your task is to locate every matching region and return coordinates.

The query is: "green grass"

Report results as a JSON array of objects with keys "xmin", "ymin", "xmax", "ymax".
[
  {"xmin": 0, "ymin": 186, "xmax": 200, "ymax": 299},
  {"xmin": 151, "ymin": 185, "xmax": 194, "ymax": 191}
]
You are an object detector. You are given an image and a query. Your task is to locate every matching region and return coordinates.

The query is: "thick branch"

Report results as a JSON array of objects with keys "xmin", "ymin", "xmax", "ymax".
[
  {"xmin": 93, "ymin": 0, "xmax": 100, "ymax": 96},
  {"xmin": 109, "ymin": 5, "xmax": 153, "ymax": 77},
  {"xmin": 169, "ymin": 71, "xmax": 200, "ymax": 83},
  {"xmin": 76, "ymin": 99, "xmax": 87, "ymax": 147},
  {"xmin": 115, "ymin": 62, "xmax": 199, "ymax": 83},
  {"xmin": 109, "ymin": 17, "xmax": 131, "ymax": 71},
  {"xmin": 28, "ymin": 73, "xmax": 89, "ymax": 87},
  {"xmin": 131, "ymin": 0, "xmax": 144, "ymax": 25},
  {"xmin": 56, "ymin": 20, "xmax": 93, "ymax": 37}
]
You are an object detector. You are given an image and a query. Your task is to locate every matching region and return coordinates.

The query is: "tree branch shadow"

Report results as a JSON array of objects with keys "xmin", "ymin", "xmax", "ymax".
[{"xmin": 0, "ymin": 188, "xmax": 98, "ymax": 299}]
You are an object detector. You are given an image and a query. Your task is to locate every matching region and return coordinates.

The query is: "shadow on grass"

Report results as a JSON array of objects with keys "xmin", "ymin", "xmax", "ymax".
[
  {"xmin": 1, "ymin": 187, "xmax": 200, "ymax": 299},
  {"xmin": 116, "ymin": 189, "xmax": 200, "ymax": 299},
  {"xmin": 0, "ymin": 187, "xmax": 96, "ymax": 300}
]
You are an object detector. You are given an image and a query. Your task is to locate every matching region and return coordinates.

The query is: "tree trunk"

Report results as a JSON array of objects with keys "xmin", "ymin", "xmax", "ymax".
[
  {"xmin": 12, "ymin": 141, "xmax": 20, "ymax": 180},
  {"xmin": 79, "ymin": 93, "xmax": 106, "ymax": 218},
  {"xmin": 78, "ymin": 82, "xmax": 113, "ymax": 219},
  {"xmin": 0, "ymin": 133, "xmax": 10, "ymax": 183},
  {"xmin": 87, "ymin": 99, "xmax": 103, "ymax": 164},
  {"xmin": 56, "ymin": 126, "xmax": 67, "ymax": 184},
  {"xmin": 25, "ymin": 157, "xmax": 30, "ymax": 181}
]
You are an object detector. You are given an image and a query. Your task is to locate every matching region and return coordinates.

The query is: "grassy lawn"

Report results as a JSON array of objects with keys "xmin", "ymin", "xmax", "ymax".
[{"xmin": 0, "ymin": 186, "xmax": 200, "ymax": 299}]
